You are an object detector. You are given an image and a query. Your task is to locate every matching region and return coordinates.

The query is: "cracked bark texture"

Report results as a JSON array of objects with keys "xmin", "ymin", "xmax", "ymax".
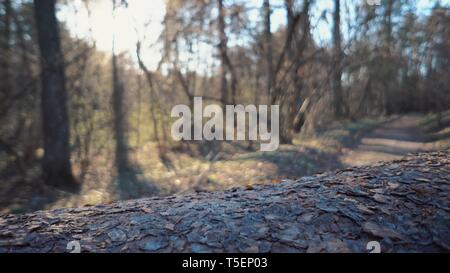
[{"xmin": 0, "ymin": 151, "xmax": 449, "ymax": 253}]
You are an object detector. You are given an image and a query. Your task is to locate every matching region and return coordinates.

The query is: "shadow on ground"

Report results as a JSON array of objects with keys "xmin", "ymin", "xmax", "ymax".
[
  {"xmin": 115, "ymin": 164, "xmax": 159, "ymax": 200},
  {"xmin": 235, "ymin": 146, "xmax": 343, "ymax": 179}
]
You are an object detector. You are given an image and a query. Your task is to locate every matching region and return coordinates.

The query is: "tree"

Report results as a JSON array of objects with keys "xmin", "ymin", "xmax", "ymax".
[
  {"xmin": 217, "ymin": 0, "xmax": 237, "ymax": 106},
  {"xmin": 381, "ymin": 0, "xmax": 395, "ymax": 115},
  {"xmin": 111, "ymin": 0, "xmax": 131, "ymax": 177},
  {"xmin": 263, "ymin": 0, "xmax": 273, "ymax": 104},
  {"xmin": 271, "ymin": 0, "xmax": 311, "ymax": 143},
  {"xmin": 0, "ymin": 0, "xmax": 11, "ymax": 100},
  {"xmin": 136, "ymin": 41, "xmax": 165, "ymax": 158},
  {"xmin": 332, "ymin": 0, "xmax": 344, "ymax": 118},
  {"xmin": 33, "ymin": 0, "xmax": 79, "ymax": 191}
]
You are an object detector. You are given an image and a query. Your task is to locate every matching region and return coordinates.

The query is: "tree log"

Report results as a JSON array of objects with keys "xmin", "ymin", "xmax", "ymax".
[{"xmin": 0, "ymin": 151, "xmax": 449, "ymax": 253}]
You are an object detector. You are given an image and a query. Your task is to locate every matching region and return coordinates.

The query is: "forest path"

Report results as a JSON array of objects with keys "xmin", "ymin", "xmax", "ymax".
[{"xmin": 340, "ymin": 115, "xmax": 435, "ymax": 167}]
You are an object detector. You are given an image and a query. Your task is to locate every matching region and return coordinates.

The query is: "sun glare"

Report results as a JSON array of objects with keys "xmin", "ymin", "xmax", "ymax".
[{"xmin": 58, "ymin": 0, "xmax": 166, "ymax": 70}]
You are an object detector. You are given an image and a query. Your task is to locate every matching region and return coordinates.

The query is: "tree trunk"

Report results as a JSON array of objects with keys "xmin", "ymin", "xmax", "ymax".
[
  {"xmin": 111, "ymin": 1, "xmax": 130, "ymax": 177},
  {"xmin": 33, "ymin": 0, "xmax": 78, "ymax": 191},
  {"xmin": 281, "ymin": 0, "xmax": 296, "ymax": 144},
  {"xmin": 278, "ymin": 0, "xmax": 310, "ymax": 144},
  {"xmin": 382, "ymin": 0, "xmax": 394, "ymax": 115},
  {"xmin": 332, "ymin": 0, "xmax": 344, "ymax": 118},
  {"xmin": 136, "ymin": 42, "xmax": 164, "ymax": 158},
  {"xmin": 0, "ymin": 0, "xmax": 11, "ymax": 99},
  {"xmin": 217, "ymin": 0, "xmax": 237, "ymax": 106},
  {"xmin": 263, "ymin": 0, "xmax": 273, "ymax": 105},
  {"xmin": 112, "ymin": 52, "xmax": 130, "ymax": 175}
]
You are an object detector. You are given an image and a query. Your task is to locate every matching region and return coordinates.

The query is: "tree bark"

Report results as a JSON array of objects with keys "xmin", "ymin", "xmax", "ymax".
[
  {"xmin": 263, "ymin": 0, "xmax": 273, "ymax": 105},
  {"xmin": 0, "ymin": 151, "xmax": 448, "ymax": 253},
  {"xmin": 332, "ymin": 0, "xmax": 344, "ymax": 118},
  {"xmin": 217, "ymin": 0, "xmax": 237, "ymax": 106},
  {"xmin": 136, "ymin": 42, "xmax": 164, "ymax": 157},
  {"xmin": 277, "ymin": 0, "xmax": 310, "ymax": 143},
  {"xmin": 33, "ymin": 0, "xmax": 78, "ymax": 191},
  {"xmin": 111, "ymin": 0, "xmax": 130, "ymax": 177},
  {"xmin": 382, "ymin": 0, "xmax": 394, "ymax": 115},
  {"xmin": 0, "ymin": 0, "xmax": 11, "ymax": 100}
]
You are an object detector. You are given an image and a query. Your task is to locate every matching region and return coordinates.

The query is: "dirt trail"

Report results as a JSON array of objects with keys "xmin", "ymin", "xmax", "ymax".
[{"xmin": 340, "ymin": 115, "xmax": 435, "ymax": 167}]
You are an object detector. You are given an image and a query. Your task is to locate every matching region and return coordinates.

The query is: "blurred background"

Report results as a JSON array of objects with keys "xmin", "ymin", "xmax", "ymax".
[{"xmin": 0, "ymin": 0, "xmax": 449, "ymax": 214}]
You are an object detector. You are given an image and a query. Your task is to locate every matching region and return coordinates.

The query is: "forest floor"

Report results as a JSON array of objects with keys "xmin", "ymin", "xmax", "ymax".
[
  {"xmin": 1, "ymin": 112, "xmax": 449, "ymax": 214},
  {"xmin": 340, "ymin": 114, "xmax": 449, "ymax": 166}
]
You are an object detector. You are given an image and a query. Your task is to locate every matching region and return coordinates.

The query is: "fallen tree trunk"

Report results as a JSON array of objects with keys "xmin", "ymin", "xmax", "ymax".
[{"xmin": 0, "ymin": 151, "xmax": 449, "ymax": 253}]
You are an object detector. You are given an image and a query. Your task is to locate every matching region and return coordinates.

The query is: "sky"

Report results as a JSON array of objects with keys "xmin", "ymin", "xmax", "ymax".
[
  {"xmin": 58, "ymin": 0, "xmax": 448, "ymax": 71},
  {"xmin": 58, "ymin": 0, "xmax": 165, "ymax": 70},
  {"xmin": 58, "ymin": 0, "xmax": 286, "ymax": 70}
]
